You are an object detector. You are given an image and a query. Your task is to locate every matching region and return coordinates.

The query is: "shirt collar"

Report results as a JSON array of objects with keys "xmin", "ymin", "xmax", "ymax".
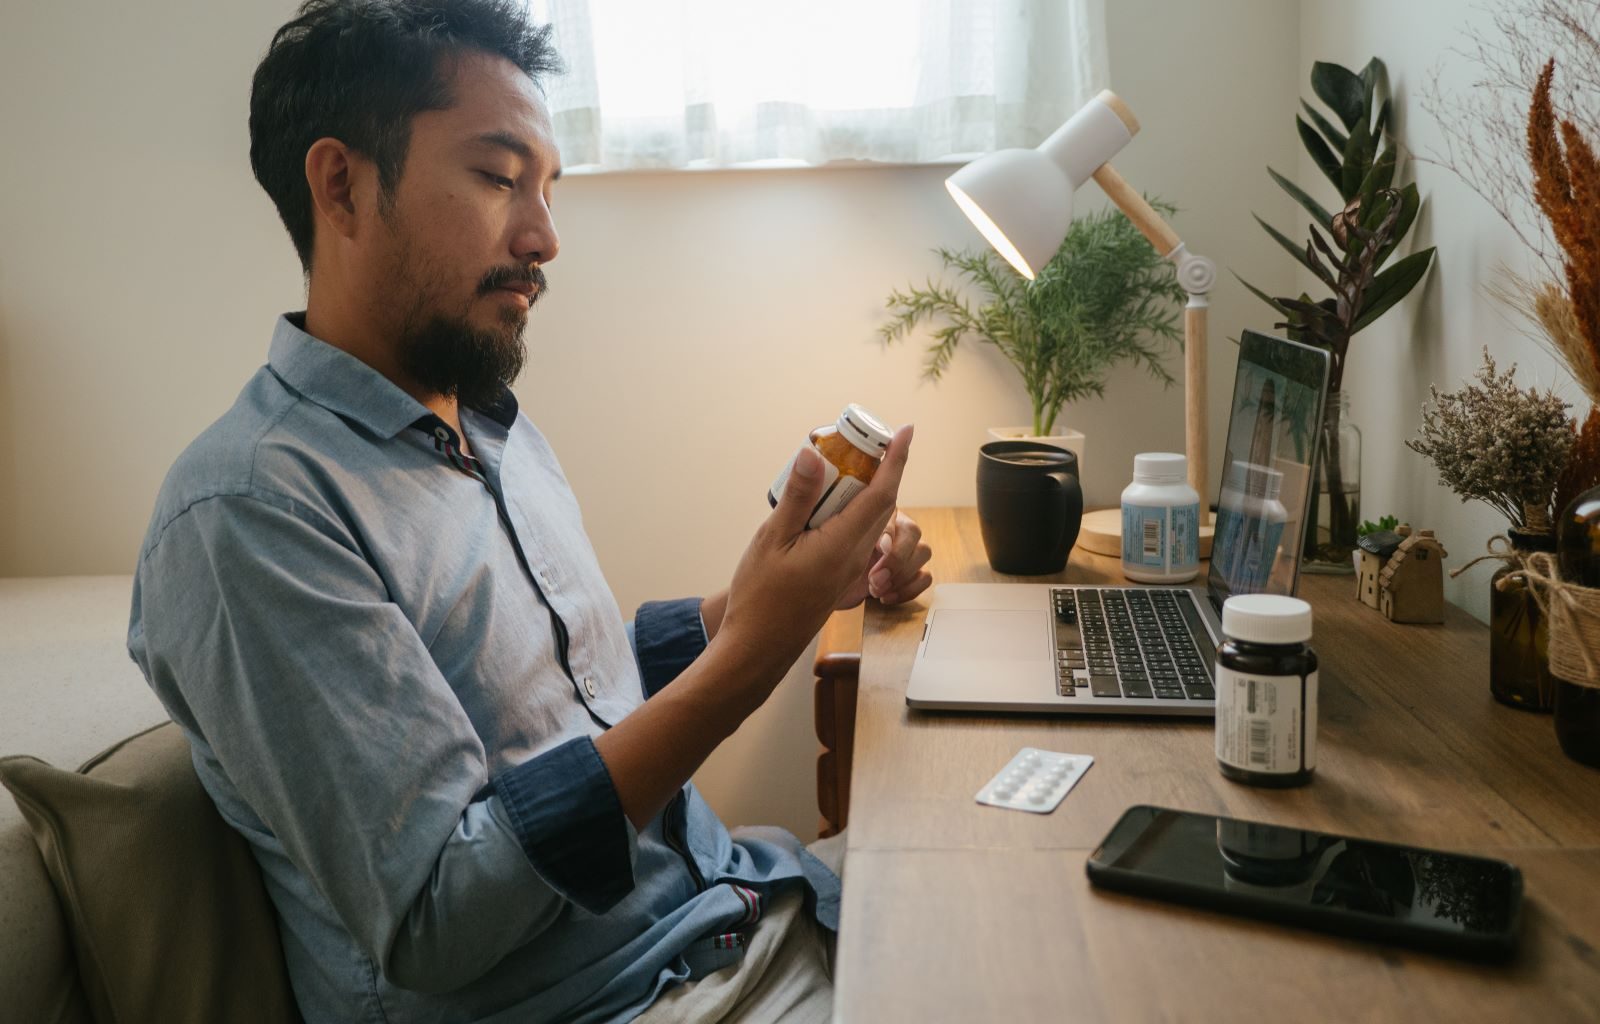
[{"xmin": 266, "ymin": 313, "xmax": 520, "ymax": 438}]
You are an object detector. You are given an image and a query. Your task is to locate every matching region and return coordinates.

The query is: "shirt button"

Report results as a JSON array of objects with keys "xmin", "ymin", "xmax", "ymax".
[{"xmin": 583, "ymin": 677, "xmax": 597, "ymax": 698}]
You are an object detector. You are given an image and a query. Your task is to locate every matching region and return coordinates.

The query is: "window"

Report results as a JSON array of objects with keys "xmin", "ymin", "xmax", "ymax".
[{"xmin": 529, "ymin": 0, "xmax": 1108, "ymax": 172}]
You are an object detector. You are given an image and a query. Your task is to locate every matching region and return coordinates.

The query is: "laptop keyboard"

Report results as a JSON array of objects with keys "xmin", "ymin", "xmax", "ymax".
[{"xmin": 1052, "ymin": 588, "xmax": 1216, "ymax": 701}]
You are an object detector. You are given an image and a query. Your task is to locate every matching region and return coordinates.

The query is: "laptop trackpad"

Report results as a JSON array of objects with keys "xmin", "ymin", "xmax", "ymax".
[{"xmin": 926, "ymin": 609, "xmax": 1050, "ymax": 661}]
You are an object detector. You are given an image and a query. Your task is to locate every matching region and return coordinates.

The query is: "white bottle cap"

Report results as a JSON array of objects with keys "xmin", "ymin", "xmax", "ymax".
[
  {"xmin": 838, "ymin": 404, "xmax": 892, "ymax": 456},
  {"xmin": 1133, "ymin": 452, "xmax": 1187, "ymax": 484},
  {"xmin": 1222, "ymin": 594, "xmax": 1313, "ymax": 645}
]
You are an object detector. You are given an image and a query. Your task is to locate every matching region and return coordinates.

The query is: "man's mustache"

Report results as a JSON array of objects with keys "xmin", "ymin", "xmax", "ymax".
[{"xmin": 479, "ymin": 264, "xmax": 548, "ymax": 302}]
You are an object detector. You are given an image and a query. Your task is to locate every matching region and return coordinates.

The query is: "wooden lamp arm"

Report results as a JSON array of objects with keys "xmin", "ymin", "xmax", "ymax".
[{"xmin": 1091, "ymin": 162, "xmax": 1215, "ymax": 518}]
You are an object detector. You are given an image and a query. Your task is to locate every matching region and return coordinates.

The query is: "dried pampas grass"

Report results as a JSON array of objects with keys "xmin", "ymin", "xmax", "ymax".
[{"xmin": 1488, "ymin": 270, "xmax": 1600, "ymax": 407}]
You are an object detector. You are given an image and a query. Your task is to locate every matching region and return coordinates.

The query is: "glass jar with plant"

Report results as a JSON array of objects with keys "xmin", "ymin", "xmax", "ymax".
[
  {"xmin": 879, "ymin": 201, "xmax": 1186, "ymax": 469},
  {"xmin": 1239, "ymin": 58, "xmax": 1437, "ymax": 573},
  {"xmin": 1407, "ymin": 349, "xmax": 1575, "ymax": 710}
]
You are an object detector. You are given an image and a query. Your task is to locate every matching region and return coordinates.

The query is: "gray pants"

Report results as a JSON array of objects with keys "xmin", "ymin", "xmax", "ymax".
[{"xmin": 632, "ymin": 831, "xmax": 847, "ymax": 1023}]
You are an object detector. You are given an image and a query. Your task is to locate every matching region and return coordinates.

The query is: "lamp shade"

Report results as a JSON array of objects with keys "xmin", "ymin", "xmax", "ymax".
[
  {"xmin": 945, "ymin": 90, "xmax": 1139, "ymax": 280},
  {"xmin": 944, "ymin": 149, "xmax": 1073, "ymax": 280}
]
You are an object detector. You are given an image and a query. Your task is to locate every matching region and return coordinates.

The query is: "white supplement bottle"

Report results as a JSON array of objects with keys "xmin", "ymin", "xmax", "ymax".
[{"xmin": 1120, "ymin": 452, "xmax": 1200, "ymax": 583}]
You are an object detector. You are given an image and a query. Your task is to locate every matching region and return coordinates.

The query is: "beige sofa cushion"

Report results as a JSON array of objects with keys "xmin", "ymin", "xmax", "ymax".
[
  {"xmin": 0, "ymin": 818, "xmax": 91, "ymax": 1023},
  {"xmin": 0, "ymin": 721, "xmax": 301, "ymax": 1024}
]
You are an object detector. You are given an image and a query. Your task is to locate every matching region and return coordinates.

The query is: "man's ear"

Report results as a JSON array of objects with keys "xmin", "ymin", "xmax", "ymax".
[{"xmin": 304, "ymin": 138, "xmax": 369, "ymax": 243}]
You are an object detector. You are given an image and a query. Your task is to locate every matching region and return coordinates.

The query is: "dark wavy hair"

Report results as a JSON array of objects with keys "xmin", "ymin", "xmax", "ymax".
[{"xmin": 249, "ymin": 0, "xmax": 561, "ymax": 274}]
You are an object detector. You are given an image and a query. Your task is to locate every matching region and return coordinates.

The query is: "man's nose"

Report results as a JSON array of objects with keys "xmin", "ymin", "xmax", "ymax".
[{"xmin": 513, "ymin": 200, "xmax": 559, "ymax": 266}]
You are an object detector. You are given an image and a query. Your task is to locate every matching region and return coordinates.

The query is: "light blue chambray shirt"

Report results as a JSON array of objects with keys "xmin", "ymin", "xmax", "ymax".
[{"xmin": 127, "ymin": 314, "xmax": 839, "ymax": 1023}]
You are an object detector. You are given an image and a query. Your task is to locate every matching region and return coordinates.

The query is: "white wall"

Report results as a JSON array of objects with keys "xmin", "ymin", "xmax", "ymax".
[
  {"xmin": 0, "ymin": 0, "xmax": 1301, "ymax": 837},
  {"xmin": 1296, "ymin": 0, "xmax": 1576, "ymax": 623}
]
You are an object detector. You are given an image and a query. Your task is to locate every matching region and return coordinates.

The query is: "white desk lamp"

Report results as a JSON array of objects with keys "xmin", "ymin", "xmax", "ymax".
[{"xmin": 946, "ymin": 89, "xmax": 1216, "ymax": 555}]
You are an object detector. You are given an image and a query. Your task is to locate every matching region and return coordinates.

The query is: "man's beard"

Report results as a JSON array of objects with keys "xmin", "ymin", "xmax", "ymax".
[{"xmin": 394, "ymin": 263, "xmax": 547, "ymax": 411}]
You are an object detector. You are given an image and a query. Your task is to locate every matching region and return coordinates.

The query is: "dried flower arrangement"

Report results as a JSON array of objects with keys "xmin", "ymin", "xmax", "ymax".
[
  {"xmin": 1407, "ymin": 349, "xmax": 1574, "ymax": 534},
  {"xmin": 1423, "ymin": 5, "xmax": 1600, "ymax": 534}
]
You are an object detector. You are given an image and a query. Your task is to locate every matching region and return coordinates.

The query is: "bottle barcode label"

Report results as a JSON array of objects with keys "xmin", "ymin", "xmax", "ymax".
[
  {"xmin": 1214, "ymin": 667, "xmax": 1319, "ymax": 775},
  {"xmin": 1248, "ymin": 719, "xmax": 1271, "ymax": 766},
  {"xmin": 1123, "ymin": 504, "xmax": 1167, "ymax": 568}
]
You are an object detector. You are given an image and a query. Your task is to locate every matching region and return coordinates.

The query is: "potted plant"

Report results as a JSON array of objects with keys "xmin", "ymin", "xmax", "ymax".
[
  {"xmin": 1239, "ymin": 57, "xmax": 1437, "ymax": 573},
  {"xmin": 879, "ymin": 201, "xmax": 1187, "ymax": 472}
]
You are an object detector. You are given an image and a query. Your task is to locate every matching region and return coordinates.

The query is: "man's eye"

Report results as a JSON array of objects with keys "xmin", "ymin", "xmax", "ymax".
[{"xmin": 480, "ymin": 172, "xmax": 514, "ymax": 190}]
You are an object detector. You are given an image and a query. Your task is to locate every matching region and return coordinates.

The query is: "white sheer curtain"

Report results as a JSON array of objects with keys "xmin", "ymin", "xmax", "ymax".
[{"xmin": 526, "ymin": 0, "xmax": 1108, "ymax": 172}]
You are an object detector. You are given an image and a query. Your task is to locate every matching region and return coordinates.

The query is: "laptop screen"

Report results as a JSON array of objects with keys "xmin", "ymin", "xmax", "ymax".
[{"xmin": 1206, "ymin": 330, "xmax": 1332, "ymax": 607}]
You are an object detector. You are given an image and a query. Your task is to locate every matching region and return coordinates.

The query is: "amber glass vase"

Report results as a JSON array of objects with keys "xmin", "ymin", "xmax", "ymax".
[
  {"xmin": 1554, "ymin": 485, "xmax": 1600, "ymax": 768},
  {"xmin": 1489, "ymin": 530, "xmax": 1556, "ymax": 711}
]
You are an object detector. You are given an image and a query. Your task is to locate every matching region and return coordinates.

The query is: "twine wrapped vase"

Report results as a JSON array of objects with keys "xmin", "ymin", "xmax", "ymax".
[
  {"xmin": 1461, "ymin": 532, "xmax": 1559, "ymax": 711},
  {"xmin": 1517, "ymin": 552, "xmax": 1600, "ymax": 769}
]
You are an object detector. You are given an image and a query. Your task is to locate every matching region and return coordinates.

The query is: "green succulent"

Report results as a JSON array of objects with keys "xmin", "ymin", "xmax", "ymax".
[{"xmin": 1357, "ymin": 515, "xmax": 1400, "ymax": 537}]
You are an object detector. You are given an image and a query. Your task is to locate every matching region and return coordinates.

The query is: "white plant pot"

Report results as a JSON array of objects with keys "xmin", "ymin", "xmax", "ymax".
[{"xmin": 985, "ymin": 426, "xmax": 1086, "ymax": 474}]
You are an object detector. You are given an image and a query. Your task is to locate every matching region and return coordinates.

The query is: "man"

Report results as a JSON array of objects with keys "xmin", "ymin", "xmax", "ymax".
[{"xmin": 127, "ymin": 1, "xmax": 931, "ymax": 1021}]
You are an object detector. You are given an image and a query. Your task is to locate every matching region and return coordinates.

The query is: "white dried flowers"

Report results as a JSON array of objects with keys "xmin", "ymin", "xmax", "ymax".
[{"xmin": 1407, "ymin": 348, "xmax": 1574, "ymax": 533}]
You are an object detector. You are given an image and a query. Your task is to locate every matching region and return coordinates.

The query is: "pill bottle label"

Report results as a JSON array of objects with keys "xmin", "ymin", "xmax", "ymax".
[
  {"xmin": 1169, "ymin": 503, "xmax": 1199, "ymax": 568},
  {"xmin": 769, "ymin": 445, "xmax": 863, "ymax": 529},
  {"xmin": 1122, "ymin": 503, "xmax": 1198, "ymax": 571},
  {"xmin": 1214, "ymin": 667, "xmax": 1318, "ymax": 774}
]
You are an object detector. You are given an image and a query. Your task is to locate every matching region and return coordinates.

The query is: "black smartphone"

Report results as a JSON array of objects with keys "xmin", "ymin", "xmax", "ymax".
[{"xmin": 1085, "ymin": 805, "xmax": 1523, "ymax": 960}]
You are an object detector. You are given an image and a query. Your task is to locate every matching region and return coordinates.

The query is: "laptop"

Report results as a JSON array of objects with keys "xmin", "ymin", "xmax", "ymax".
[{"xmin": 905, "ymin": 329, "xmax": 1332, "ymax": 716}]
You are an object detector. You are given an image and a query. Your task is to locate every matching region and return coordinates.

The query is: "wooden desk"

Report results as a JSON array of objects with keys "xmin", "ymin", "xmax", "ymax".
[{"xmin": 833, "ymin": 508, "xmax": 1600, "ymax": 1022}]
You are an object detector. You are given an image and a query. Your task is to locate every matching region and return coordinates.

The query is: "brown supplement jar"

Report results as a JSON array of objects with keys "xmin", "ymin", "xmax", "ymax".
[
  {"xmin": 1214, "ymin": 594, "xmax": 1318, "ymax": 787},
  {"xmin": 768, "ymin": 404, "xmax": 892, "ymax": 529}
]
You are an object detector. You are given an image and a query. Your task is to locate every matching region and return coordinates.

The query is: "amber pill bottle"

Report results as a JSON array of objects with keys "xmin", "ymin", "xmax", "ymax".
[
  {"xmin": 768, "ymin": 404, "xmax": 891, "ymax": 529},
  {"xmin": 1214, "ymin": 594, "xmax": 1318, "ymax": 788}
]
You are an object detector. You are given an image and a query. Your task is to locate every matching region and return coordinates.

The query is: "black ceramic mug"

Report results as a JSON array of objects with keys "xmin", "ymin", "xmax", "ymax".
[{"xmin": 977, "ymin": 441, "xmax": 1084, "ymax": 575}]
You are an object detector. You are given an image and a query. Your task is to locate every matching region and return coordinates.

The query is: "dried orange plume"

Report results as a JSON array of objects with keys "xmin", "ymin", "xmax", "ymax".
[
  {"xmin": 1560, "ymin": 120, "xmax": 1600, "ymax": 274},
  {"xmin": 1529, "ymin": 60, "xmax": 1571, "ymax": 215},
  {"xmin": 1556, "ymin": 407, "xmax": 1600, "ymax": 518},
  {"xmin": 1528, "ymin": 58, "xmax": 1600, "ymax": 392}
]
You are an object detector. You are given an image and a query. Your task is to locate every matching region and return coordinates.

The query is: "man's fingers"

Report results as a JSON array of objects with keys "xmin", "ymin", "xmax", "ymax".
[
  {"xmin": 769, "ymin": 445, "xmax": 826, "ymax": 538},
  {"xmin": 874, "ymin": 424, "xmax": 914, "ymax": 495},
  {"xmin": 890, "ymin": 513, "xmax": 921, "ymax": 564},
  {"xmin": 834, "ymin": 425, "xmax": 913, "ymax": 535},
  {"xmin": 870, "ymin": 543, "xmax": 932, "ymax": 599},
  {"xmin": 876, "ymin": 569, "xmax": 933, "ymax": 605}
]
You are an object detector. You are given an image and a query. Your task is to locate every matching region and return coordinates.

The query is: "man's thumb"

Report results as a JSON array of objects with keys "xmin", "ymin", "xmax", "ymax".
[{"xmin": 771, "ymin": 445, "xmax": 826, "ymax": 534}]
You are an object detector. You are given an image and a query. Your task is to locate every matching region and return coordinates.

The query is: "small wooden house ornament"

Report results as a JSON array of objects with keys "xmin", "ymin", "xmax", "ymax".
[
  {"xmin": 1354, "ymin": 524, "xmax": 1447, "ymax": 624},
  {"xmin": 1356, "ymin": 530, "xmax": 1403, "ymax": 609}
]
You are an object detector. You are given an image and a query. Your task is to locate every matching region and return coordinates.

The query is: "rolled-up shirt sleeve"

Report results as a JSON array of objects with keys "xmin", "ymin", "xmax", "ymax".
[
  {"xmin": 631, "ymin": 598, "xmax": 710, "ymax": 699},
  {"xmin": 131, "ymin": 491, "xmax": 638, "ymax": 995}
]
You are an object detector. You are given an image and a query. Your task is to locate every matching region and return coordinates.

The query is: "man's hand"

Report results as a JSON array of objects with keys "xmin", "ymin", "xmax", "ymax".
[
  {"xmin": 596, "ymin": 427, "xmax": 913, "ymax": 830},
  {"xmin": 834, "ymin": 510, "xmax": 932, "ymax": 609},
  {"xmin": 712, "ymin": 425, "xmax": 914, "ymax": 702}
]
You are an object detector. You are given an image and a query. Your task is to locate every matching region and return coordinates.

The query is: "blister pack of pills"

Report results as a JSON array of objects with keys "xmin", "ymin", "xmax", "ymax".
[{"xmin": 975, "ymin": 747, "xmax": 1093, "ymax": 813}]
